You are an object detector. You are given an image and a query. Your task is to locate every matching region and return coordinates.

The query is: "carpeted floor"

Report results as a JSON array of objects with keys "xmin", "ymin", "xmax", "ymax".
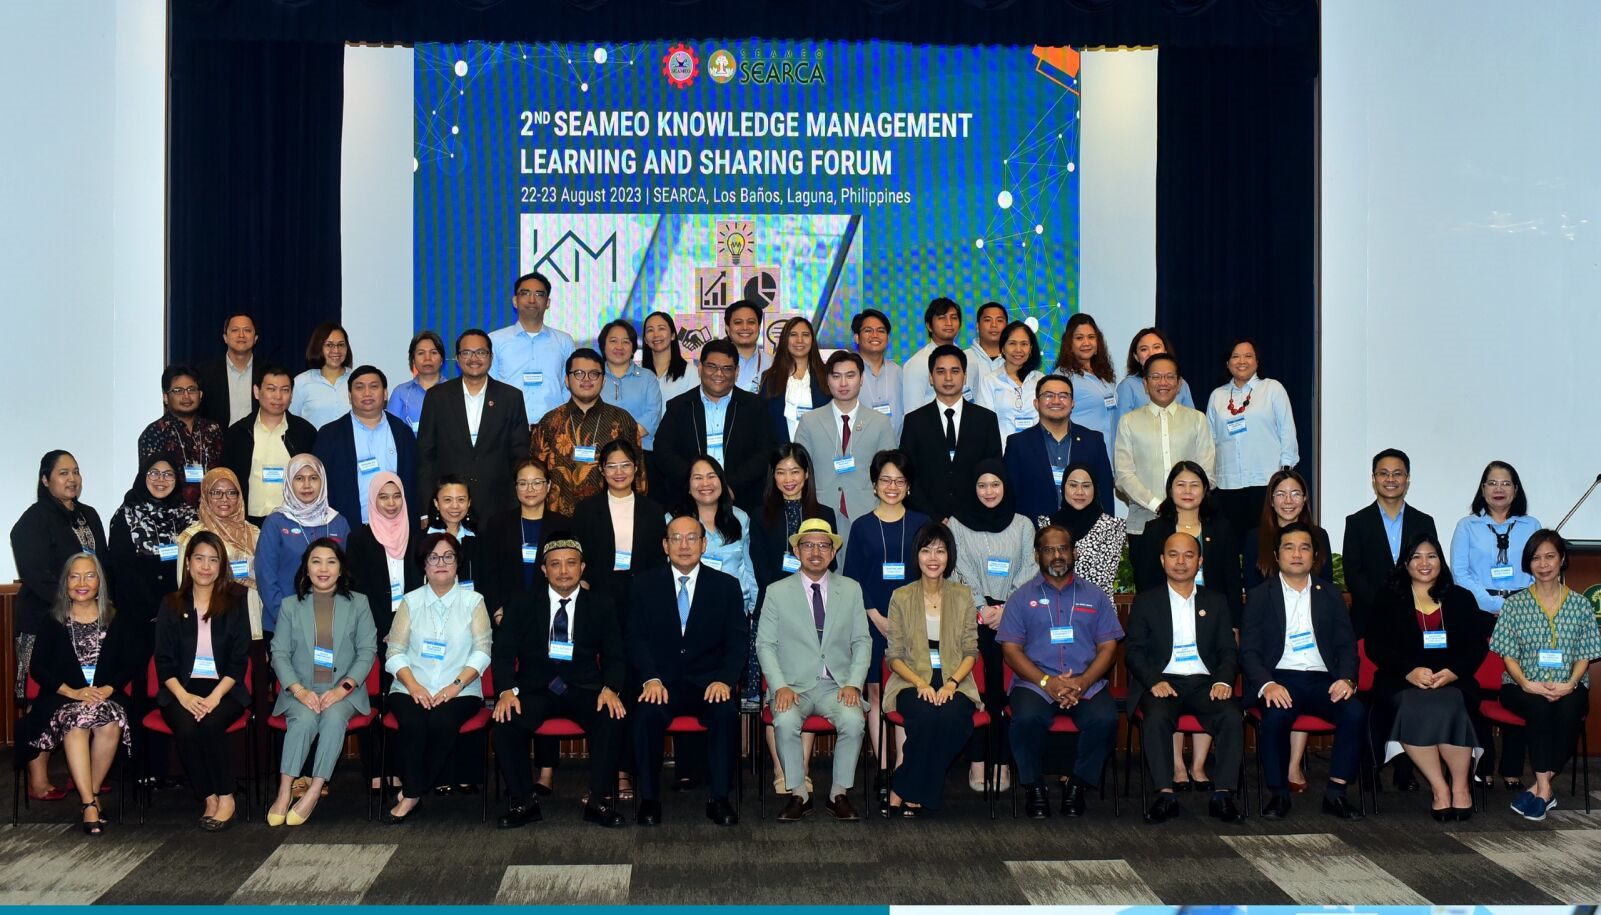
[{"xmin": 1, "ymin": 750, "xmax": 1597, "ymax": 906}]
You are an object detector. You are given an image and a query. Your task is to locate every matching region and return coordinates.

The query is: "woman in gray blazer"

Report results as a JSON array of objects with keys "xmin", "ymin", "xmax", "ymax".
[{"xmin": 266, "ymin": 537, "xmax": 377, "ymax": 826}]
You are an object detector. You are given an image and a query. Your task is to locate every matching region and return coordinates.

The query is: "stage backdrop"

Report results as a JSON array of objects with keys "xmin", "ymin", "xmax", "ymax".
[{"xmin": 414, "ymin": 39, "xmax": 1080, "ymax": 361}]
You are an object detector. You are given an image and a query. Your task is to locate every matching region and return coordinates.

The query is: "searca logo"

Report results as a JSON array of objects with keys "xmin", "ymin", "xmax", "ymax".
[{"xmin": 662, "ymin": 43, "xmax": 699, "ymax": 89}]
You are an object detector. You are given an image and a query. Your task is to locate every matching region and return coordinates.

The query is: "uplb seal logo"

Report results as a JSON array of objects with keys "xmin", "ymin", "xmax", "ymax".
[{"xmin": 662, "ymin": 43, "xmax": 699, "ymax": 89}]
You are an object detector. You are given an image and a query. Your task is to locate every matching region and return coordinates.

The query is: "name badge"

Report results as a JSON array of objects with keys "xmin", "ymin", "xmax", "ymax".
[
  {"xmin": 614, "ymin": 551, "xmax": 632, "ymax": 571},
  {"xmin": 1051, "ymin": 467, "xmax": 1065, "ymax": 487},
  {"xmin": 573, "ymin": 445, "xmax": 596, "ymax": 463},
  {"xmin": 1538, "ymin": 648, "xmax": 1565, "ymax": 669},
  {"xmin": 80, "ymin": 664, "xmax": 96, "ymax": 684},
  {"xmin": 985, "ymin": 557, "xmax": 1011, "ymax": 577},
  {"xmin": 1489, "ymin": 565, "xmax": 1516, "ymax": 581},
  {"xmin": 521, "ymin": 544, "xmax": 539, "ymax": 564},
  {"xmin": 184, "ymin": 463, "xmax": 205, "ymax": 484},
  {"xmin": 1422, "ymin": 630, "xmax": 1448, "ymax": 649},
  {"xmin": 390, "ymin": 580, "xmax": 404, "ymax": 604},
  {"xmin": 929, "ymin": 648, "xmax": 942, "ymax": 669},
  {"xmin": 706, "ymin": 433, "xmax": 725, "ymax": 450},
  {"xmin": 702, "ymin": 555, "xmax": 724, "ymax": 571},
  {"xmin": 781, "ymin": 553, "xmax": 801, "ymax": 573},
  {"xmin": 229, "ymin": 559, "xmax": 249, "ymax": 578},
  {"xmin": 1288, "ymin": 630, "xmax": 1316, "ymax": 653},
  {"xmin": 1174, "ymin": 641, "xmax": 1200, "ymax": 662},
  {"xmin": 795, "ymin": 406, "xmax": 811, "ymax": 417},
  {"xmin": 313, "ymin": 646, "xmax": 336, "ymax": 668},
  {"xmin": 421, "ymin": 638, "xmax": 448, "ymax": 661},
  {"xmin": 549, "ymin": 640, "xmax": 575, "ymax": 662},
  {"xmin": 1012, "ymin": 415, "xmax": 1033, "ymax": 430},
  {"xmin": 460, "ymin": 579, "xmax": 474, "ymax": 592},
  {"xmin": 191, "ymin": 655, "xmax": 219, "ymax": 679},
  {"xmin": 1225, "ymin": 416, "xmax": 1247, "ymax": 436},
  {"xmin": 1050, "ymin": 626, "xmax": 1075, "ymax": 645},
  {"xmin": 872, "ymin": 402, "xmax": 892, "ymax": 416},
  {"xmin": 157, "ymin": 543, "xmax": 180, "ymax": 562},
  {"xmin": 882, "ymin": 562, "xmax": 905, "ymax": 581},
  {"xmin": 1102, "ymin": 393, "xmax": 1116, "ymax": 409},
  {"xmin": 523, "ymin": 372, "xmax": 544, "ymax": 387},
  {"xmin": 357, "ymin": 457, "xmax": 381, "ymax": 474},
  {"xmin": 262, "ymin": 465, "xmax": 285, "ymax": 484},
  {"xmin": 833, "ymin": 455, "xmax": 856, "ymax": 474}
]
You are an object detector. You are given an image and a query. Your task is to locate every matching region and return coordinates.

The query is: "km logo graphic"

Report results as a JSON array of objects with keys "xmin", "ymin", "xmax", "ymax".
[{"xmin": 529, "ymin": 229, "xmax": 618, "ymax": 284}]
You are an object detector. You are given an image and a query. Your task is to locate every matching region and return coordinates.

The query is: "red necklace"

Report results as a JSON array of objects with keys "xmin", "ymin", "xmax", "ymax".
[{"xmin": 1226, "ymin": 384, "xmax": 1252, "ymax": 416}]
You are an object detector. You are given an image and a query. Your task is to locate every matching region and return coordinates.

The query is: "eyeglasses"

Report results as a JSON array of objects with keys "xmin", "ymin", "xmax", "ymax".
[
  {"xmin": 666, "ymin": 533, "xmax": 703, "ymax": 544},
  {"xmin": 1039, "ymin": 545, "xmax": 1074, "ymax": 556},
  {"xmin": 323, "ymin": 341, "xmax": 348, "ymax": 350},
  {"xmin": 1146, "ymin": 373, "xmax": 1178, "ymax": 383},
  {"xmin": 1483, "ymin": 480, "xmax": 1516, "ymax": 489},
  {"xmin": 146, "ymin": 469, "xmax": 177, "ymax": 481},
  {"xmin": 515, "ymin": 479, "xmax": 550, "ymax": 490},
  {"xmin": 206, "ymin": 489, "xmax": 240, "ymax": 500},
  {"xmin": 1037, "ymin": 392, "xmax": 1072, "ymax": 403},
  {"xmin": 568, "ymin": 369, "xmax": 603, "ymax": 382},
  {"xmin": 876, "ymin": 477, "xmax": 907, "ymax": 488},
  {"xmin": 1272, "ymin": 489, "xmax": 1305, "ymax": 500},
  {"xmin": 457, "ymin": 348, "xmax": 490, "ymax": 359},
  {"xmin": 1374, "ymin": 470, "xmax": 1409, "ymax": 480},
  {"xmin": 701, "ymin": 362, "xmax": 737, "ymax": 376},
  {"xmin": 795, "ymin": 541, "xmax": 834, "ymax": 552},
  {"xmin": 425, "ymin": 552, "xmax": 458, "ymax": 566},
  {"xmin": 604, "ymin": 461, "xmax": 635, "ymax": 473},
  {"xmin": 166, "ymin": 386, "xmax": 201, "ymax": 396},
  {"xmin": 516, "ymin": 290, "xmax": 550, "ymax": 300}
]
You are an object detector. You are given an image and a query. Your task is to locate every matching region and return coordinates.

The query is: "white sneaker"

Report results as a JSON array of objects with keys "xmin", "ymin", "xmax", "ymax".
[{"xmin": 997, "ymin": 767, "xmax": 1012, "ymax": 792}]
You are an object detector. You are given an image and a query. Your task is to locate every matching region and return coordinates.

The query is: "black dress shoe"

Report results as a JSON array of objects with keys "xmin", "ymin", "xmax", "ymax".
[
  {"xmin": 497, "ymin": 801, "xmax": 543, "ymax": 829},
  {"xmin": 1171, "ymin": 779, "xmax": 1193, "ymax": 792},
  {"xmin": 825, "ymin": 794, "xmax": 860, "ymax": 821},
  {"xmin": 636, "ymin": 799, "xmax": 663, "ymax": 826},
  {"xmin": 1190, "ymin": 779, "xmax": 1212, "ymax": 793},
  {"xmin": 1060, "ymin": 782, "xmax": 1087, "ymax": 818},
  {"xmin": 1431, "ymin": 806, "xmax": 1454, "ymax": 823},
  {"xmin": 1452, "ymin": 806, "xmax": 1473, "ymax": 822},
  {"xmin": 1209, "ymin": 793, "xmax": 1245, "ymax": 824},
  {"xmin": 1024, "ymin": 785, "xmax": 1050, "ymax": 819},
  {"xmin": 1322, "ymin": 795, "xmax": 1364, "ymax": 821},
  {"xmin": 1262, "ymin": 794, "xmax": 1292, "ymax": 820},
  {"xmin": 1144, "ymin": 792, "xmax": 1181, "ymax": 825},
  {"xmin": 532, "ymin": 782, "xmax": 554, "ymax": 797},
  {"xmin": 777, "ymin": 794, "xmax": 813, "ymax": 822},
  {"xmin": 584, "ymin": 802, "xmax": 627, "ymax": 828},
  {"xmin": 705, "ymin": 797, "xmax": 739, "ymax": 826}
]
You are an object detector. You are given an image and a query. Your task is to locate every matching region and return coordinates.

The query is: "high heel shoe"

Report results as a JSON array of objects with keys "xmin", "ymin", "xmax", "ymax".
[
  {"xmin": 1431, "ymin": 806, "xmax": 1454, "ymax": 823},
  {"xmin": 266, "ymin": 808, "xmax": 287, "ymax": 827},
  {"xmin": 286, "ymin": 801, "xmax": 313, "ymax": 827},
  {"xmin": 80, "ymin": 800, "xmax": 106, "ymax": 836}
]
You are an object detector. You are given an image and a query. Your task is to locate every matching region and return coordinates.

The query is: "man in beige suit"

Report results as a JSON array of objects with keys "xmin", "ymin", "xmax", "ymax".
[{"xmin": 755, "ymin": 518, "xmax": 872, "ymax": 822}]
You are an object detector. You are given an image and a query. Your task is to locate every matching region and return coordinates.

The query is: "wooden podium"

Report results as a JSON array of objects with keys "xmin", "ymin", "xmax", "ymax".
[{"xmin": 1558, "ymin": 540, "xmax": 1601, "ymax": 755}]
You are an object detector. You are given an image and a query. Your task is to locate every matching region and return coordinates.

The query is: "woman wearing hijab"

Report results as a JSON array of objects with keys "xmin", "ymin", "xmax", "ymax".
[
  {"xmin": 1048, "ymin": 462, "xmax": 1128, "ymax": 596},
  {"xmin": 255, "ymin": 454, "xmax": 351, "ymax": 637},
  {"xmin": 346, "ymin": 471, "xmax": 421, "ymax": 793},
  {"xmin": 178, "ymin": 467, "xmax": 265, "ymax": 711},
  {"xmin": 947, "ymin": 458, "xmax": 1039, "ymax": 793}
]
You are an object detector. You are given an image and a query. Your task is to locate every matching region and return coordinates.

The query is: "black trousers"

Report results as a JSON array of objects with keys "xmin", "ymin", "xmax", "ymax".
[
  {"xmin": 494, "ymin": 688, "xmax": 622, "ymax": 802},
  {"xmin": 1139, "ymin": 674, "xmax": 1244, "ymax": 791},
  {"xmin": 160, "ymin": 694, "xmax": 247, "ymax": 799},
  {"xmin": 387, "ymin": 694, "xmax": 481, "ymax": 798},
  {"xmin": 633, "ymin": 684, "xmax": 738, "ymax": 801},
  {"xmin": 892, "ymin": 689, "xmax": 975, "ymax": 808},
  {"xmin": 1499, "ymin": 684, "xmax": 1588, "ymax": 776}
]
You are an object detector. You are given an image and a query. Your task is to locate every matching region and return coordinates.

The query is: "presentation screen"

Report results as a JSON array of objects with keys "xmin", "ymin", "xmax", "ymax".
[{"xmin": 414, "ymin": 39, "xmax": 1081, "ymax": 361}]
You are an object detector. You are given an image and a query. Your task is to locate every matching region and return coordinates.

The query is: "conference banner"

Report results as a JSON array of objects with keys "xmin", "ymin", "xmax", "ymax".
[{"xmin": 415, "ymin": 39, "xmax": 1081, "ymax": 361}]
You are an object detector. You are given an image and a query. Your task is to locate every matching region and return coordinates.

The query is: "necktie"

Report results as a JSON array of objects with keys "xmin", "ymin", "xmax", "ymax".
[
  {"xmin": 677, "ymin": 575, "xmax": 691, "ymax": 633},
  {"xmin": 811, "ymin": 582, "xmax": 826, "ymax": 641},
  {"xmin": 943, "ymin": 407, "xmax": 957, "ymax": 459},
  {"xmin": 839, "ymin": 414, "xmax": 852, "ymax": 517},
  {"xmin": 553, "ymin": 597, "xmax": 570, "ymax": 643}
]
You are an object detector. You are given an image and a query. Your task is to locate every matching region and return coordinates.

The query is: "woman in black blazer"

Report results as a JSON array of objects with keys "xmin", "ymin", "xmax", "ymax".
[
  {"xmin": 1365, "ymin": 532, "xmax": 1491, "ymax": 821},
  {"xmin": 153, "ymin": 532, "xmax": 252, "ymax": 829},
  {"xmin": 420, "ymin": 475, "xmax": 482, "ymax": 596},
  {"xmin": 571, "ymin": 439, "xmax": 667, "ymax": 617},
  {"xmin": 1133, "ymin": 462, "xmax": 1243, "ymax": 626},
  {"xmin": 758, "ymin": 317, "xmax": 829, "ymax": 444},
  {"xmin": 480, "ymin": 457, "xmax": 571, "ymax": 627},
  {"xmin": 750, "ymin": 443, "xmax": 837, "ymax": 594}
]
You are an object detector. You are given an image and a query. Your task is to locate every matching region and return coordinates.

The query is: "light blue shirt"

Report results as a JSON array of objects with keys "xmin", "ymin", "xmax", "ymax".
[
  {"xmin": 653, "ymin": 364, "xmax": 700, "ymax": 408},
  {"xmin": 1068, "ymin": 372, "xmax": 1119, "ymax": 462},
  {"xmin": 1112, "ymin": 373, "xmax": 1195, "ymax": 456},
  {"xmin": 1204, "ymin": 375, "xmax": 1299, "ymax": 489},
  {"xmin": 387, "ymin": 377, "xmax": 444, "ymax": 433},
  {"xmin": 600, "ymin": 363, "xmax": 665, "ymax": 450},
  {"xmin": 1381, "ymin": 504, "xmax": 1407, "ymax": 563},
  {"xmin": 385, "ymin": 582, "xmax": 493, "ymax": 697},
  {"xmin": 672, "ymin": 506, "xmax": 759, "ymax": 615},
  {"xmin": 1451, "ymin": 513, "xmax": 1542, "ymax": 613},
  {"xmin": 351, "ymin": 413, "xmax": 399, "ymax": 523},
  {"xmin": 700, "ymin": 390, "xmax": 730, "ymax": 464},
  {"xmin": 289, "ymin": 368, "xmax": 351, "ymax": 429},
  {"xmin": 488, "ymin": 322, "xmax": 576, "ymax": 424},
  {"xmin": 858, "ymin": 357, "xmax": 904, "ymax": 439},
  {"xmin": 974, "ymin": 369, "xmax": 1044, "ymax": 449},
  {"xmin": 735, "ymin": 349, "xmax": 765, "ymax": 395}
]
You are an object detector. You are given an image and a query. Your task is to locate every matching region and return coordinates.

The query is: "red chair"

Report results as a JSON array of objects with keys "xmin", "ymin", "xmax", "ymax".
[
  {"xmin": 628, "ymin": 713, "xmax": 746, "ymax": 817},
  {"xmin": 1475, "ymin": 649, "xmax": 1590, "ymax": 813},
  {"xmin": 268, "ymin": 658, "xmax": 383, "ymax": 820},
  {"xmin": 756, "ymin": 676, "xmax": 869, "ymax": 818},
  {"xmin": 12, "ymin": 674, "xmax": 133, "ymax": 826},
  {"xmin": 1244, "ymin": 705, "xmax": 1377, "ymax": 815},
  {"xmin": 380, "ymin": 666, "xmax": 493, "ymax": 821},
  {"xmin": 139, "ymin": 656, "xmax": 259, "ymax": 823},
  {"xmin": 879, "ymin": 654, "xmax": 996, "ymax": 819},
  {"xmin": 996, "ymin": 663, "xmax": 1119, "ymax": 818}
]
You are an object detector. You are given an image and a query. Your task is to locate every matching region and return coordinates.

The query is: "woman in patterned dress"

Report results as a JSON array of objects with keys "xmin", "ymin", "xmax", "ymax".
[{"xmin": 14, "ymin": 552, "xmax": 134, "ymax": 835}]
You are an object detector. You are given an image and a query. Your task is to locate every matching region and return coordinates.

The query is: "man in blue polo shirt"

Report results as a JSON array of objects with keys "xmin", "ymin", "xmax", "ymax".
[
  {"xmin": 998, "ymin": 524, "xmax": 1123, "ymax": 819},
  {"xmin": 490, "ymin": 270, "xmax": 576, "ymax": 424}
]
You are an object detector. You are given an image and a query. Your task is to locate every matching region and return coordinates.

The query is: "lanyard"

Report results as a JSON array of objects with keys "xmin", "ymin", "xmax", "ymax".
[
  {"xmin": 1043, "ymin": 577, "xmax": 1080, "ymax": 670},
  {"xmin": 1488, "ymin": 520, "xmax": 1514, "ymax": 565},
  {"xmin": 877, "ymin": 514, "xmax": 907, "ymax": 564},
  {"xmin": 1418, "ymin": 603, "xmax": 1445, "ymax": 634},
  {"xmin": 694, "ymin": 398, "xmax": 737, "ymax": 448},
  {"xmin": 567, "ymin": 406, "xmax": 601, "ymax": 449}
]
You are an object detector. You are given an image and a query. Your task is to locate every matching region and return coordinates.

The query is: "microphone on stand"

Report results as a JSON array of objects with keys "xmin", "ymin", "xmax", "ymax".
[{"xmin": 1553, "ymin": 473, "xmax": 1601, "ymax": 533}]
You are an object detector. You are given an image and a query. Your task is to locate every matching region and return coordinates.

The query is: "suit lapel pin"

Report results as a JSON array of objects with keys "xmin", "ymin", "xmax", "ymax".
[
  {"xmin": 488, "ymin": 400, "xmax": 496, "ymax": 408},
  {"xmin": 1198, "ymin": 609, "xmax": 1207, "ymax": 617}
]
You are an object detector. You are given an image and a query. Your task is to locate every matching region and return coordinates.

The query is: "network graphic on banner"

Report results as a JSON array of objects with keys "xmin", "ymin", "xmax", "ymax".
[{"xmin": 415, "ymin": 39, "xmax": 1080, "ymax": 359}]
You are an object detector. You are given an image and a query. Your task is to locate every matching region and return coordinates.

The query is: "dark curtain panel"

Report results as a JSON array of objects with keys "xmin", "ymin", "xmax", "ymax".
[
  {"xmin": 168, "ymin": 39, "xmax": 346, "ymax": 369},
  {"xmin": 1155, "ymin": 46, "xmax": 1318, "ymax": 499}
]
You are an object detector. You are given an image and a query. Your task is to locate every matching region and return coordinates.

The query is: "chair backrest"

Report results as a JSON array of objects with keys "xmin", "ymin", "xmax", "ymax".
[
  {"xmin": 364, "ymin": 656, "xmax": 382, "ymax": 696},
  {"xmin": 24, "ymin": 674, "xmax": 39, "ymax": 702},
  {"xmin": 1475, "ymin": 648, "xmax": 1505, "ymax": 692},
  {"xmin": 479, "ymin": 665, "xmax": 494, "ymax": 698},
  {"xmin": 1356, "ymin": 639, "xmax": 1377, "ymax": 692}
]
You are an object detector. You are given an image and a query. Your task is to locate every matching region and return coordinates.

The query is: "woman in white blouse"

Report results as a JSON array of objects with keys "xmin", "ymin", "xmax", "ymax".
[
  {"xmin": 1204, "ymin": 338, "xmax": 1298, "ymax": 559},
  {"xmin": 975, "ymin": 321, "xmax": 1046, "ymax": 450},
  {"xmin": 382, "ymin": 531, "xmax": 493, "ymax": 823},
  {"xmin": 758, "ymin": 316, "xmax": 828, "ymax": 443}
]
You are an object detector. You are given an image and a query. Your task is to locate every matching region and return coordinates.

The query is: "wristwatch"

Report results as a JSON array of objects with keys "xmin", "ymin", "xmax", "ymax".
[
  {"xmin": 1039, "ymin": 675, "xmax": 1051, "ymax": 689},
  {"xmin": 510, "ymin": 686, "xmax": 520, "ymax": 696},
  {"xmin": 340, "ymin": 679, "xmax": 358, "ymax": 692},
  {"xmin": 451, "ymin": 677, "xmax": 463, "ymax": 688}
]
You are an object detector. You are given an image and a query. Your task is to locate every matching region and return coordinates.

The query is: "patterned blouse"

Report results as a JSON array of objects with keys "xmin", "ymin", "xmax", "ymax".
[
  {"xmin": 1490, "ymin": 588, "xmax": 1601, "ymax": 686},
  {"xmin": 528, "ymin": 400, "xmax": 646, "ymax": 517},
  {"xmin": 1072, "ymin": 513, "xmax": 1128, "ymax": 597}
]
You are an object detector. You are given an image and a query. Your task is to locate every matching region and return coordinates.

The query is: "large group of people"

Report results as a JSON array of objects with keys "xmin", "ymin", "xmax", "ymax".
[{"xmin": 8, "ymin": 279, "xmax": 1598, "ymax": 838}]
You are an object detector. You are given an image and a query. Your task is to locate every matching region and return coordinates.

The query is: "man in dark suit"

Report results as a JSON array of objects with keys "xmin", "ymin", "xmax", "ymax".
[
  {"xmin": 899, "ymin": 344, "xmax": 1002, "ymax": 521},
  {"xmin": 221, "ymin": 365, "xmax": 317, "ymax": 524},
  {"xmin": 313, "ymin": 365, "xmax": 417, "ymax": 524},
  {"xmin": 1343, "ymin": 447, "xmax": 1438, "ymax": 639},
  {"xmin": 196, "ymin": 311, "xmax": 267, "ymax": 427},
  {"xmin": 1005, "ymin": 374, "xmax": 1114, "ymax": 525},
  {"xmin": 654, "ymin": 339, "xmax": 773, "ymax": 517},
  {"xmin": 1240, "ymin": 523, "xmax": 1365, "ymax": 821},
  {"xmin": 492, "ymin": 537, "xmax": 628, "ymax": 829},
  {"xmin": 629, "ymin": 514, "xmax": 748, "ymax": 827},
  {"xmin": 416, "ymin": 328, "xmax": 531, "ymax": 514},
  {"xmin": 1125, "ymin": 530, "xmax": 1244, "ymax": 825}
]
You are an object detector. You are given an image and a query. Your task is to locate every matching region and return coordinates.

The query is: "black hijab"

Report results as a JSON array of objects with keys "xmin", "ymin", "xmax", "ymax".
[
  {"xmin": 117, "ymin": 451, "xmax": 197, "ymax": 555},
  {"xmin": 1050, "ymin": 461, "xmax": 1104, "ymax": 542},
  {"xmin": 954, "ymin": 458, "xmax": 1016, "ymax": 534}
]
